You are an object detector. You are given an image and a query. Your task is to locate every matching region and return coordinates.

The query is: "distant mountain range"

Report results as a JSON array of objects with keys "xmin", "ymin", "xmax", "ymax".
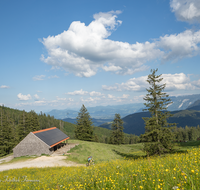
[
  {"xmin": 99, "ymin": 100, "xmax": 200, "ymax": 136},
  {"xmin": 62, "ymin": 118, "xmax": 112, "ymax": 127},
  {"xmin": 46, "ymin": 94, "xmax": 200, "ymax": 119},
  {"xmin": 46, "ymin": 103, "xmax": 144, "ymax": 119}
]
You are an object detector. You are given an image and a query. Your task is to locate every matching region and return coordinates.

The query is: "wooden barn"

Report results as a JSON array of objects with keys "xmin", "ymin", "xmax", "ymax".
[{"xmin": 13, "ymin": 127, "xmax": 69, "ymax": 157}]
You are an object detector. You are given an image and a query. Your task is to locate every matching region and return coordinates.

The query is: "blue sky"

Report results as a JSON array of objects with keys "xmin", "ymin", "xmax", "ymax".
[{"xmin": 1, "ymin": 0, "xmax": 200, "ymax": 112}]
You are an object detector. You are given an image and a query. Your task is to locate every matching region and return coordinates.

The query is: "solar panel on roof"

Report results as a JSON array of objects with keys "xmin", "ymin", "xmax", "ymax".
[{"xmin": 34, "ymin": 128, "xmax": 68, "ymax": 146}]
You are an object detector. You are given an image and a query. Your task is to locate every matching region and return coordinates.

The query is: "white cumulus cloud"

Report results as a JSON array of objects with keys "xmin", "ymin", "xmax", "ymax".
[
  {"xmin": 108, "ymin": 94, "xmax": 116, "ymax": 99},
  {"xmin": 41, "ymin": 11, "xmax": 163, "ymax": 77},
  {"xmin": 56, "ymin": 96, "xmax": 67, "ymax": 101},
  {"xmin": 103, "ymin": 76, "xmax": 148, "ymax": 92},
  {"xmin": 67, "ymin": 89, "xmax": 88, "ymax": 95},
  {"xmin": 162, "ymin": 73, "xmax": 194, "ymax": 90},
  {"xmin": 158, "ymin": 29, "xmax": 200, "ymax": 62},
  {"xmin": 0, "ymin": 85, "xmax": 10, "ymax": 89},
  {"xmin": 34, "ymin": 94, "xmax": 40, "ymax": 100},
  {"xmin": 48, "ymin": 75, "xmax": 59, "ymax": 79},
  {"xmin": 192, "ymin": 78, "xmax": 200, "ymax": 88},
  {"xmin": 103, "ymin": 73, "xmax": 199, "ymax": 92},
  {"xmin": 170, "ymin": 0, "xmax": 200, "ymax": 23},
  {"xmin": 67, "ymin": 89, "xmax": 103, "ymax": 96},
  {"xmin": 89, "ymin": 91, "xmax": 103, "ymax": 96},
  {"xmin": 17, "ymin": 93, "xmax": 32, "ymax": 101},
  {"xmin": 41, "ymin": 9, "xmax": 200, "ymax": 77},
  {"xmin": 102, "ymin": 64, "xmax": 122, "ymax": 72},
  {"xmin": 33, "ymin": 75, "xmax": 45, "ymax": 81}
]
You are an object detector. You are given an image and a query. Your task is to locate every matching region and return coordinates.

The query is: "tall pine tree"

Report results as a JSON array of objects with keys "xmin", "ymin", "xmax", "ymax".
[
  {"xmin": 140, "ymin": 69, "xmax": 176, "ymax": 156},
  {"xmin": 17, "ymin": 110, "xmax": 29, "ymax": 141},
  {"xmin": 0, "ymin": 106, "xmax": 14, "ymax": 156},
  {"xmin": 29, "ymin": 110, "xmax": 40, "ymax": 132},
  {"xmin": 110, "ymin": 113, "xmax": 124, "ymax": 145},
  {"xmin": 75, "ymin": 104, "xmax": 94, "ymax": 141}
]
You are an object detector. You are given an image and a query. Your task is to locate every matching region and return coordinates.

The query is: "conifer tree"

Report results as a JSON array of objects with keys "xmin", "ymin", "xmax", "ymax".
[
  {"xmin": 0, "ymin": 106, "xmax": 6, "ymax": 156},
  {"xmin": 0, "ymin": 106, "xmax": 14, "ymax": 155},
  {"xmin": 110, "ymin": 113, "xmax": 124, "ymax": 145},
  {"xmin": 17, "ymin": 110, "xmax": 29, "ymax": 141},
  {"xmin": 75, "ymin": 104, "xmax": 94, "ymax": 141},
  {"xmin": 140, "ymin": 69, "xmax": 176, "ymax": 156},
  {"xmin": 29, "ymin": 110, "xmax": 40, "ymax": 132},
  {"xmin": 3, "ymin": 112, "xmax": 14, "ymax": 154},
  {"xmin": 94, "ymin": 134, "xmax": 99, "ymax": 142}
]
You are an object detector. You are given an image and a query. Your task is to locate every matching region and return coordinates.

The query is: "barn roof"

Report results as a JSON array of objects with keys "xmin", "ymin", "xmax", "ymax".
[{"xmin": 32, "ymin": 127, "xmax": 69, "ymax": 147}]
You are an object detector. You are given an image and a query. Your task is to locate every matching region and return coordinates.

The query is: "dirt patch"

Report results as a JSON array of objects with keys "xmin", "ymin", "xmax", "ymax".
[
  {"xmin": 0, "ymin": 143, "xmax": 84, "ymax": 172},
  {"xmin": 0, "ymin": 155, "xmax": 14, "ymax": 164}
]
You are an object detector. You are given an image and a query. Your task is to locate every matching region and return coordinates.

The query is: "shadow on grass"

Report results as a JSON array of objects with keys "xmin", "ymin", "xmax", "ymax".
[
  {"xmin": 178, "ymin": 141, "xmax": 200, "ymax": 147},
  {"xmin": 168, "ymin": 149, "xmax": 188, "ymax": 154},
  {"xmin": 112, "ymin": 149, "xmax": 147, "ymax": 160},
  {"xmin": 113, "ymin": 148, "xmax": 189, "ymax": 160}
]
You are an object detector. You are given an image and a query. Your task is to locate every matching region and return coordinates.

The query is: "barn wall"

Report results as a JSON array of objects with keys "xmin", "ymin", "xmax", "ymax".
[{"xmin": 13, "ymin": 132, "xmax": 54, "ymax": 157}]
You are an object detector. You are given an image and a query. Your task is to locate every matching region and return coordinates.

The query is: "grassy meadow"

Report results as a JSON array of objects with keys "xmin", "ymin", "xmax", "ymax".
[
  {"xmin": 66, "ymin": 140, "xmax": 145, "ymax": 164},
  {"xmin": 0, "ymin": 140, "xmax": 200, "ymax": 189}
]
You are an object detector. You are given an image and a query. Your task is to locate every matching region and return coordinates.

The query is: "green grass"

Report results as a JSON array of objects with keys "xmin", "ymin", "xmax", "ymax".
[
  {"xmin": 1, "ymin": 140, "xmax": 200, "ymax": 189},
  {"xmin": 1, "ymin": 147, "xmax": 200, "ymax": 189},
  {"xmin": 179, "ymin": 140, "xmax": 200, "ymax": 147},
  {"xmin": 172, "ymin": 141, "xmax": 200, "ymax": 153},
  {"xmin": 66, "ymin": 140, "xmax": 200, "ymax": 164},
  {"xmin": 66, "ymin": 139, "xmax": 145, "ymax": 164}
]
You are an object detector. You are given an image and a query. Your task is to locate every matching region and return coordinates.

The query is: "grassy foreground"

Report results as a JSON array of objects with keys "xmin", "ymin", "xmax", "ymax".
[
  {"xmin": 0, "ymin": 141, "xmax": 200, "ymax": 189},
  {"xmin": 0, "ymin": 148, "xmax": 199, "ymax": 189}
]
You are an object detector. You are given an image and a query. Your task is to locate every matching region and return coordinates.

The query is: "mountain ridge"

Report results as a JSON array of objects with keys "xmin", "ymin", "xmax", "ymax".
[
  {"xmin": 99, "ymin": 109, "xmax": 200, "ymax": 136},
  {"xmin": 46, "ymin": 94, "xmax": 200, "ymax": 119}
]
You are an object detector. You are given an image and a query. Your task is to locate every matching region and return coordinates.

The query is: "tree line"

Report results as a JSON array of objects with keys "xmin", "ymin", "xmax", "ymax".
[
  {"xmin": 0, "ymin": 107, "xmax": 40, "ymax": 156},
  {"xmin": 173, "ymin": 125, "xmax": 200, "ymax": 142}
]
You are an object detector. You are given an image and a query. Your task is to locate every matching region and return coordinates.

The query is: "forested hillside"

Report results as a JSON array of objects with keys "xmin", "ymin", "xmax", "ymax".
[
  {"xmin": 0, "ymin": 105, "xmax": 75, "ymax": 157},
  {"xmin": 186, "ymin": 99, "xmax": 200, "ymax": 111}
]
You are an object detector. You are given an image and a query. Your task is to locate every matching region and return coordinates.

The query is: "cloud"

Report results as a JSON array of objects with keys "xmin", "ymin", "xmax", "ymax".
[
  {"xmin": 41, "ymin": 11, "xmax": 163, "ymax": 77},
  {"xmin": 108, "ymin": 94, "xmax": 116, "ymax": 99},
  {"xmin": 0, "ymin": 85, "xmax": 9, "ymax": 89},
  {"xmin": 48, "ymin": 75, "xmax": 59, "ymax": 79},
  {"xmin": 192, "ymin": 78, "xmax": 200, "ymax": 88},
  {"xmin": 162, "ymin": 73, "xmax": 195, "ymax": 90},
  {"xmin": 33, "ymin": 75, "xmax": 45, "ymax": 81},
  {"xmin": 89, "ymin": 91, "xmax": 103, "ymax": 96},
  {"xmin": 56, "ymin": 96, "xmax": 67, "ymax": 101},
  {"xmin": 34, "ymin": 94, "xmax": 39, "ymax": 100},
  {"xmin": 67, "ymin": 89, "xmax": 88, "ymax": 95},
  {"xmin": 102, "ymin": 64, "xmax": 122, "ymax": 72},
  {"xmin": 17, "ymin": 93, "xmax": 32, "ymax": 101},
  {"xmin": 121, "ymin": 94, "xmax": 130, "ymax": 99},
  {"xmin": 41, "ymin": 9, "xmax": 200, "ymax": 77},
  {"xmin": 67, "ymin": 89, "xmax": 103, "ymax": 96},
  {"xmin": 102, "ymin": 85, "xmax": 119, "ymax": 91},
  {"xmin": 158, "ymin": 29, "xmax": 200, "ymax": 62},
  {"xmin": 170, "ymin": 0, "xmax": 200, "ymax": 23},
  {"xmin": 103, "ymin": 73, "xmax": 199, "ymax": 92},
  {"xmin": 103, "ymin": 75, "xmax": 148, "ymax": 92},
  {"xmin": 80, "ymin": 97, "xmax": 101, "ymax": 103}
]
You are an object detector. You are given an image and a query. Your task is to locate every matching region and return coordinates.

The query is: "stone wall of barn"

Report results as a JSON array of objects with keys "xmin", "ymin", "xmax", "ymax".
[{"xmin": 13, "ymin": 132, "xmax": 54, "ymax": 157}]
